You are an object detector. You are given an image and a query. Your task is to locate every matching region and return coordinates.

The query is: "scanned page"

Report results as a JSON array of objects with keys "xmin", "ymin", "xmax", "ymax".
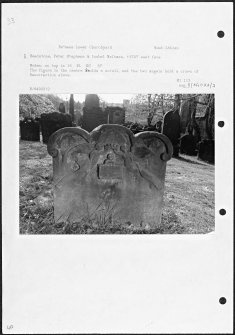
[{"xmin": 2, "ymin": 2, "xmax": 233, "ymax": 334}]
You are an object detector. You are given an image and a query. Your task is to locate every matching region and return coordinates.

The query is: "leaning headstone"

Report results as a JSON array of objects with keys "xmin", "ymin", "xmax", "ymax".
[
  {"xmin": 162, "ymin": 109, "xmax": 181, "ymax": 157},
  {"xmin": 20, "ymin": 118, "xmax": 40, "ymax": 141},
  {"xmin": 198, "ymin": 139, "xmax": 214, "ymax": 164},
  {"xmin": 40, "ymin": 112, "xmax": 72, "ymax": 144},
  {"xmin": 47, "ymin": 125, "xmax": 173, "ymax": 228},
  {"xmin": 106, "ymin": 107, "xmax": 125, "ymax": 125},
  {"xmin": 82, "ymin": 94, "xmax": 107, "ymax": 132}
]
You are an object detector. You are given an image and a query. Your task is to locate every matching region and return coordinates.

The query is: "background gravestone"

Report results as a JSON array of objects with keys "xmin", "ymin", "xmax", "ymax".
[
  {"xmin": 105, "ymin": 107, "xmax": 125, "ymax": 125},
  {"xmin": 40, "ymin": 112, "xmax": 72, "ymax": 144},
  {"xmin": 82, "ymin": 94, "xmax": 108, "ymax": 132},
  {"xmin": 85, "ymin": 94, "xmax": 100, "ymax": 109},
  {"xmin": 162, "ymin": 108, "xmax": 181, "ymax": 157},
  {"xmin": 59, "ymin": 102, "xmax": 66, "ymax": 114},
  {"xmin": 198, "ymin": 139, "xmax": 214, "ymax": 164},
  {"xmin": 20, "ymin": 118, "xmax": 40, "ymax": 141},
  {"xmin": 48, "ymin": 125, "xmax": 173, "ymax": 229},
  {"xmin": 180, "ymin": 128, "xmax": 197, "ymax": 156}
]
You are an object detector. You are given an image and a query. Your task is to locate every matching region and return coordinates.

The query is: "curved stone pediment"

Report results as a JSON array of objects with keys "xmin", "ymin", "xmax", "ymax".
[{"xmin": 48, "ymin": 124, "xmax": 173, "ymax": 227}]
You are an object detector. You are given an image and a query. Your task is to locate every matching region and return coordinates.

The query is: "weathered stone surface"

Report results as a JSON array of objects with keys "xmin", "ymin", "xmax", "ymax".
[
  {"xmin": 41, "ymin": 112, "xmax": 72, "ymax": 144},
  {"xmin": 106, "ymin": 107, "xmax": 125, "ymax": 124},
  {"xmin": 162, "ymin": 109, "xmax": 181, "ymax": 157},
  {"xmin": 198, "ymin": 139, "xmax": 214, "ymax": 164},
  {"xmin": 20, "ymin": 118, "xmax": 40, "ymax": 141},
  {"xmin": 48, "ymin": 125, "xmax": 173, "ymax": 228}
]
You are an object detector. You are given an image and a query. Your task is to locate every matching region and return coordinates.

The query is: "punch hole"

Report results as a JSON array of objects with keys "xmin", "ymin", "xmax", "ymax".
[
  {"xmin": 219, "ymin": 209, "xmax": 226, "ymax": 216},
  {"xmin": 219, "ymin": 297, "xmax": 227, "ymax": 305},
  {"xmin": 218, "ymin": 121, "xmax": 224, "ymax": 127},
  {"xmin": 217, "ymin": 31, "xmax": 225, "ymax": 38}
]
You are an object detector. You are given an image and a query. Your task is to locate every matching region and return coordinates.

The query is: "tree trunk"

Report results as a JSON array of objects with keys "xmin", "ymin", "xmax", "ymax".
[{"xmin": 69, "ymin": 94, "xmax": 75, "ymax": 122}]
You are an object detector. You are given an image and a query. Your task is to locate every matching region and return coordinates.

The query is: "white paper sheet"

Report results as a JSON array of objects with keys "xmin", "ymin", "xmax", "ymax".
[{"xmin": 2, "ymin": 3, "xmax": 233, "ymax": 334}]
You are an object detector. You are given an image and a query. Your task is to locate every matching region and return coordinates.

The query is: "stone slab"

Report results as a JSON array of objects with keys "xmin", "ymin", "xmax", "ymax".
[{"xmin": 48, "ymin": 125, "xmax": 173, "ymax": 228}]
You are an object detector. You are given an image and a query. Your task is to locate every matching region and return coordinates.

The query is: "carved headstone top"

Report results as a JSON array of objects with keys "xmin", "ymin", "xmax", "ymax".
[{"xmin": 48, "ymin": 125, "xmax": 173, "ymax": 228}]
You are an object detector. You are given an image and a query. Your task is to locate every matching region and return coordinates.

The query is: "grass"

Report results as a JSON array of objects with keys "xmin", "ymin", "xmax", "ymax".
[{"xmin": 19, "ymin": 140, "xmax": 214, "ymax": 234}]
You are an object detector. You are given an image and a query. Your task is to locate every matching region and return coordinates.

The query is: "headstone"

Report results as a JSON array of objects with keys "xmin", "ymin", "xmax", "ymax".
[
  {"xmin": 20, "ymin": 118, "xmax": 40, "ymax": 141},
  {"xmin": 82, "ymin": 94, "xmax": 107, "ymax": 132},
  {"xmin": 162, "ymin": 108, "xmax": 181, "ymax": 157},
  {"xmin": 48, "ymin": 125, "xmax": 173, "ymax": 228},
  {"xmin": 180, "ymin": 133, "xmax": 197, "ymax": 156},
  {"xmin": 198, "ymin": 139, "xmax": 214, "ymax": 164},
  {"xmin": 106, "ymin": 107, "xmax": 125, "ymax": 124},
  {"xmin": 195, "ymin": 116, "xmax": 207, "ymax": 140},
  {"xmin": 85, "ymin": 94, "xmax": 100, "ymax": 109},
  {"xmin": 59, "ymin": 102, "xmax": 66, "ymax": 114},
  {"xmin": 40, "ymin": 112, "xmax": 72, "ymax": 144}
]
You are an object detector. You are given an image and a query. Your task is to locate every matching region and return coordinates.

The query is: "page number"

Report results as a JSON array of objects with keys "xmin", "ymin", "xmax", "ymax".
[
  {"xmin": 7, "ymin": 17, "xmax": 15, "ymax": 25},
  {"xmin": 7, "ymin": 325, "xmax": 13, "ymax": 330}
]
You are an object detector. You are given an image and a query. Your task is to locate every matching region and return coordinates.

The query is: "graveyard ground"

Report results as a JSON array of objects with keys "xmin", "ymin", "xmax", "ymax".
[{"xmin": 19, "ymin": 140, "xmax": 214, "ymax": 234}]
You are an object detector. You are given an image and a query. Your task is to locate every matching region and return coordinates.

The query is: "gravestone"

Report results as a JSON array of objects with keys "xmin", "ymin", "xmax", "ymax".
[
  {"xmin": 162, "ymin": 109, "xmax": 181, "ymax": 157},
  {"xmin": 40, "ymin": 112, "xmax": 72, "ymax": 144},
  {"xmin": 59, "ymin": 102, "xmax": 66, "ymax": 114},
  {"xmin": 106, "ymin": 107, "xmax": 125, "ymax": 125},
  {"xmin": 195, "ymin": 116, "xmax": 207, "ymax": 140},
  {"xmin": 47, "ymin": 125, "xmax": 173, "ymax": 228},
  {"xmin": 180, "ymin": 130, "xmax": 197, "ymax": 156},
  {"xmin": 82, "ymin": 94, "xmax": 108, "ymax": 132},
  {"xmin": 85, "ymin": 94, "xmax": 100, "ymax": 109},
  {"xmin": 20, "ymin": 118, "xmax": 40, "ymax": 141},
  {"xmin": 198, "ymin": 139, "xmax": 214, "ymax": 164}
]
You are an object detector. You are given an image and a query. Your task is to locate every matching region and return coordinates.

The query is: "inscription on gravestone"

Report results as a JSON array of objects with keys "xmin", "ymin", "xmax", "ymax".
[{"xmin": 48, "ymin": 125, "xmax": 173, "ymax": 228}]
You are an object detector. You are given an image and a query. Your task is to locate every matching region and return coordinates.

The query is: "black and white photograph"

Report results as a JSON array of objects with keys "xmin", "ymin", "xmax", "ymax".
[
  {"xmin": 19, "ymin": 93, "xmax": 215, "ymax": 234},
  {"xmin": 2, "ymin": 2, "xmax": 233, "ymax": 334}
]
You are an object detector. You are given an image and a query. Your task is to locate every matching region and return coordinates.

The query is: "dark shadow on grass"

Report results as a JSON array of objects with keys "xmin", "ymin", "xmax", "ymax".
[{"xmin": 175, "ymin": 156, "xmax": 214, "ymax": 166}]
